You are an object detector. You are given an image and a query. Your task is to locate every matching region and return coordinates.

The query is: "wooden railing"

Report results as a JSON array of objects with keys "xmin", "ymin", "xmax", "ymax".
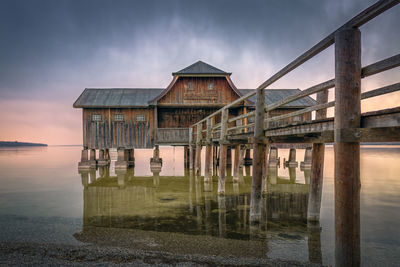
[{"xmin": 189, "ymin": 0, "xmax": 400, "ymax": 147}]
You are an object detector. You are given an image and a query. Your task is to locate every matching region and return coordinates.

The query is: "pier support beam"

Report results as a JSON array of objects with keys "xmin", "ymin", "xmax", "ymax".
[
  {"xmin": 334, "ymin": 27, "xmax": 361, "ymax": 267},
  {"xmin": 150, "ymin": 145, "xmax": 162, "ymax": 175},
  {"xmin": 115, "ymin": 147, "xmax": 128, "ymax": 170},
  {"xmin": 212, "ymin": 145, "xmax": 218, "ymax": 177},
  {"xmin": 301, "ymin": 147, "xmax": 312, "ymax": 169},
  {"xmin": 204, "ymin": 118, "xmax": 213, "ymax": 182},
  {"xmin": 97, "ymin": 149, "xmax": 108, "ymax": 166},
  {"xmin": 184, "ymin": 146, "xmax": 189, "ymax": 170},
  {"xmin": 250, "ymin": 84, "xmax": 266, "ymax": 222},
  {"xmin": 189, "ymin": 127, "xmax": 194, "ymax": 170},
  {"xmin": 194, "ymin": 123, "xmax": 202, "ymax": 176},
  {"xmin": 268, "ymin": 147, "xmax": 279, "ymax": 167},
  {"xmin": 218, "ymin": 108, "xmax": 229, "ymax": 195},
  {"xmin": 233, "ymin": 145, "xmax": 241, "ymax": 182},
  {"xmin": 128, "ymin": 148, "xmax": 135, "ymax": 166},
  {"xmin": 78, "ymin": 148, "xmax": 90, "ymax": 169},
  {"xmin": 89, "ymin": 148, "xmax": 97, "ymax": 168},
  {"xmin": 226, "ymin": 148, "xmax": 232, "ymax": 167},
  {"xmin": 307, "ymin": 76, "xmax": 329, "ymax": 221},
  {"xmin": 285, "ymin": 148, "xmax": 298, "ymax": 167}
]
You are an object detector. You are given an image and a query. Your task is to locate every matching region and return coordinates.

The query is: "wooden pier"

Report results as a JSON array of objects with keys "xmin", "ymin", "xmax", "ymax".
[{"xmin": 187, "ymin": 1, "xmax": 400, "ymax": 266}]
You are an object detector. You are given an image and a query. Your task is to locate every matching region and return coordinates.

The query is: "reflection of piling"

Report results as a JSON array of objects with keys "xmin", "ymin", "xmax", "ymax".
[
  {"xmin": 268, "ymin": 166, "xmax": 278, "ymax": 185},
  {"xmin": 116, "ymin": 169, "xmax": 127, "ymax": 188},
  {"xmin": 268, "ymin": 147, "xmax": 280, "ymax": 167},
  {"xmin": 289, "ymin": 167, "xmax": 296, "ymax": 183},
  {"xmin": 308, "ymin": 221, "xmax": 322, "ymax": 264},
  {"xmin": 218, "ymin": 195, "xmax": 226, "ymax": 238},
  {"xmin": 79, "ymin": 170, "xmax": 89, "ymax": 187}
]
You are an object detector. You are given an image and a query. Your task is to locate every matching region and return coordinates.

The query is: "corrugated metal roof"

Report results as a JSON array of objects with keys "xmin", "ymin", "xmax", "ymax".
[
  {"xmin": 239, "ymin": 89, "xmax": 317, "ymax": 107},
  {"xmin": 73, "ymin": 88, "xmax": 316, "ymax": 108},
  {"xmin": 73, "ymin": 88, "xmax": 164, "ymax": 108},
  {"xmin": 172, "ymin": 61, "xmax": 231, "ymax": 76}
]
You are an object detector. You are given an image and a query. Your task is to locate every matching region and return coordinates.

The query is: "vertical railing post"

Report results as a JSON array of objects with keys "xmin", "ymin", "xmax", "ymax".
[
  {"xmin": 334, "ymin": 27, "xmax": 361, "ymax": 267},
  {"xmin": 218, "ymin": 108, "xmax": 229, "ymax": 195},
  {"xmin": 194, "ymin": 123, "xmax": 202, "ymax": 176},
  {"xmin": 307, "ymin": 88, "xmax": 329, "ymax": 221},
  {"xmin": 204, "ymin": 118, "xmax": 213, "ymax": 182},
  {"xmin": 189, "ymin": 127, "xmax": 194, "ymax": 170},
  {"xmin": 250, "ymin": 86, "xmax": 266, "ymax": 222}
]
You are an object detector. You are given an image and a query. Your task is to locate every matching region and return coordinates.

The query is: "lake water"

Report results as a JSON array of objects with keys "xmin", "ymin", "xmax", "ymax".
[{"xmin": 0, "ymin": 145, "xmax": 399, "ymax": 266}]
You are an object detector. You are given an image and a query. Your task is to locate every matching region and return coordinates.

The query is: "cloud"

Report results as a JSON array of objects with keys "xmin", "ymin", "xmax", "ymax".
[{"xmin": 0, "ymin": 0, "xmax": 398, "ymax": 144}]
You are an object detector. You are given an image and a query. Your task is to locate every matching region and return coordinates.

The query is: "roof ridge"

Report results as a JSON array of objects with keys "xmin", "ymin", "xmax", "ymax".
[{"xmin": 172, "ymin": 61, "xmax": 230, "ymax": 76}]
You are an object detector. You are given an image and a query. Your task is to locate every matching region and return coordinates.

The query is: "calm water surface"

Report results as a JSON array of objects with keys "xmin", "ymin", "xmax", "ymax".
[{"xmin": 0, "ymin": 145, "xmax": 399, "ymax": 266}]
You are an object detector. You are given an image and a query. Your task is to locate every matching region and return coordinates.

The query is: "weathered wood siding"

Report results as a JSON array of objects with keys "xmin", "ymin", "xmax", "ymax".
[
  {"xmin": 155, "ymin": 128, "xmax": 189, "ymax": 144},
  {"xmin": 158, "ymin": 107, "xmax": 221, "ymax": 128},
  {"xmin": 158, "ymin": 77, "xmax": 240, "ymax": 106},
  {"xmin": 83, "ymin": 108, "xmax": 154, "ymax": 149}
]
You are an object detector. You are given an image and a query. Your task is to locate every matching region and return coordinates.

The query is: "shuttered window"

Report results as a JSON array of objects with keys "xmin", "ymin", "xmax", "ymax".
[
  {"xmin": 136, "ymin": 114, "xmax": 146, "ymax": 122},
  {"xmin": 114, "ymin": 114, "xmax": 124, "ymax": 121},
  {"xmin": 92, "ymin": 114, "xmax": 102, "ymax": 121}
]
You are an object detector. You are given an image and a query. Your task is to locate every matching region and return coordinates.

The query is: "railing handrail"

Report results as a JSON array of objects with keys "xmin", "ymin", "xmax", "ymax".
[{"xmin": 189, "ymin": 0, "xmax": 399, "ymax": 146}]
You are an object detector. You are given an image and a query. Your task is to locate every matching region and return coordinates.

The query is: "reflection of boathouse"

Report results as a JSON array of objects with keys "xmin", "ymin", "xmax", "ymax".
[
  {"xmin": 77, "ymin": 166, "xmax": 321, "ymax": 263},
  {"xmin": 73, "ymin": 61, "xmax": 316, "ymax": 149}
]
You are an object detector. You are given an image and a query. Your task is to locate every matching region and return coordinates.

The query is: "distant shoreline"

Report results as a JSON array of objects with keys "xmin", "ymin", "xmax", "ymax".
[{"xmin": 0, "ymin": 141, "xmax": 48, "ymax": 147}]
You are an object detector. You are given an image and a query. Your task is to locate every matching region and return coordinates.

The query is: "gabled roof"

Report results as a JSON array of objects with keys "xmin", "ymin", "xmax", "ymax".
[
  {"xmin": 172, "ymin": 61, "xmax": 231, "ymax": 76},
  {"xmin": 73, "ymin": 88, "xmax": 163, "ymax": 108},
  {"xmin": 239, "ymin": 89, "xmax": 317, "ymax": 107}
]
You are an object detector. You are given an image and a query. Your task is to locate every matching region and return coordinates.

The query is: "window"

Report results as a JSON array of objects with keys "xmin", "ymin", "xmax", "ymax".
[
  {"xmin": 208, "ymin": 83, "xmax": 214, "ymax": 90},
  {"xmin": 114, "ymin": 114, "xmax": 124, "ymax": 121},
  {"xmin": 188, "ymin": 82, "xmax": 193, "ymax": 90},
  {"xmin": 92, "ymin": 114, "xmax": 102, "ymax": 121},
  {"xmin": 136, "ymin": 114, "xmax": 146, "ymax": 122}
]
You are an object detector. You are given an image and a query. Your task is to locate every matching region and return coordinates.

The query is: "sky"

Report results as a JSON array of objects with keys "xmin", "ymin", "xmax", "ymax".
[{"xmin": 0, "ymin": 0, "xmax": 399, "ymax": 145}]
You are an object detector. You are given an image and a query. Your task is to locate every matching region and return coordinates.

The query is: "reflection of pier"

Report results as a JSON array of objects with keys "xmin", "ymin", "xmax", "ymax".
[{"xmin": 78, "ymin": 163, "xmax": 322, "ymax": 263}]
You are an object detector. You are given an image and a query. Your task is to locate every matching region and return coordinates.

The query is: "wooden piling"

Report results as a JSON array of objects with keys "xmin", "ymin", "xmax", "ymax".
[
  {"xmin": 204, "ymin": 118, "xmax": 213, "ymax": 181},
  {"xmin": 334, "ymin": 27, "xmax": 361, "ymax": 267},
  {"xmin": 250, "ymin": 84, "xmax": 266, "ymax": 222},
  {"xmin": 307, "ymin": 84, "xmax": 329, "ymax": 221},
  {"xmin": 233, "ymin": 144, "xmax": 240, "ymax": 182},
  {"xmin": 89, "ymin": 148, "xmax": 97, "ymax": 168},
  {"xmin": 218, "ymin": 108, "xmax": 229, "ymax": 195},
  {"xmin": 212, "ymin": 145, "xmax": 218, "ymax": 176},
  {"xmin": 184, "ymin": 146, "xmax": 189, "ymax": 169},
  {"xmin": 194, "ymin": 123, "xmax": 202, "ymax": 176},
  {"xmin": 189, "ymin": 127, "xmax": 194, "ymax": 170}
]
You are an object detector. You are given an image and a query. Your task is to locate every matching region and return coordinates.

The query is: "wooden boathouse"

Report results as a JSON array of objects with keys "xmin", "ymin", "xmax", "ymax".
[{"xmin": 74, "ymin": 61, "xmax": 316, "ymax": 168}]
